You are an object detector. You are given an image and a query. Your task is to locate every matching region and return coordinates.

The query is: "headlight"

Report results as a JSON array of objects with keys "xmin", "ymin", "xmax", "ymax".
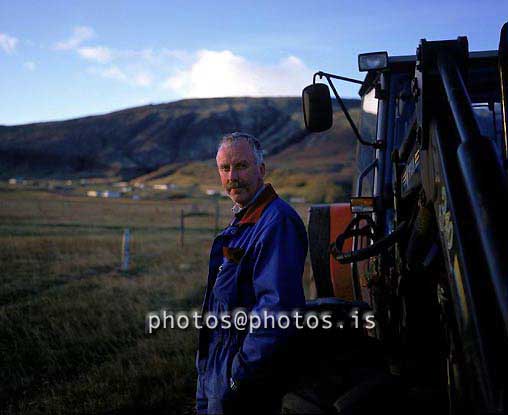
[{"xmin": 358, "ymin": 52, "xmax": 388, "ymax": 72}]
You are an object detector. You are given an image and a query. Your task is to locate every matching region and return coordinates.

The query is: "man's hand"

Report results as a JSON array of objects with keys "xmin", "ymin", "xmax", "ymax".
[{"xmin": 221, "ymin": 377, "xmax": 243, "ymax": 414}]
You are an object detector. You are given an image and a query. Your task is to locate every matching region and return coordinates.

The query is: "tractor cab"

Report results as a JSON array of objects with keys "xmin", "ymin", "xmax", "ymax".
[{"xmin": 304, "ymin": 42, "xmax": 506, "ymax": 306}]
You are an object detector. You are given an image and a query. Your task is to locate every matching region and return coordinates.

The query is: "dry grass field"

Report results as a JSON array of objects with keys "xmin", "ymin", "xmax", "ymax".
[{"xmin": 0, "ymin": 187, "xmax": 312, "ymax": 415}]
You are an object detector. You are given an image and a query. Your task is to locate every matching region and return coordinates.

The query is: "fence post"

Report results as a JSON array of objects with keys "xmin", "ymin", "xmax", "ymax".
[
  {"xmin": 180, "ymin": 209, "xmax": 185, "ymax": 247},
  {"xmin": 121, "ymin": 228, "xmax": 131, "ymax": 271}
]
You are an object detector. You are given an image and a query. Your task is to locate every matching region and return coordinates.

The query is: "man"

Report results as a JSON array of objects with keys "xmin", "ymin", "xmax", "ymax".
[{"xmin": 196, "ymin": 132, "xmax": 308, "ymax": 414}]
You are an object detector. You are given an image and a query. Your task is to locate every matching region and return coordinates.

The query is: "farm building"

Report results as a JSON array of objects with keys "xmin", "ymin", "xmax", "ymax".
[
  {"xmin": 102, "ymin": 191, "xmax": 120, "ymax": 198},
  {"xmin": 153, "ymin": 184, "xmax": 168, "ymax": 190}
]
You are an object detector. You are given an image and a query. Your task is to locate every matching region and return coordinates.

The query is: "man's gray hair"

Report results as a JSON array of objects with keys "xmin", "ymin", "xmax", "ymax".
[{"xmin": 217, "ymin": 132, "xmax": 264, "ymax": 165}]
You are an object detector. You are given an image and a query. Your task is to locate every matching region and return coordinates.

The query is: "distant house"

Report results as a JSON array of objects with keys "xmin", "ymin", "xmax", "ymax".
[
  {"xmin": 8, "ymin": 177, "xmax": 25, "ymax": 185},
  {"xmin": 88, "ymin": 190, "xmax": 123, "ymax": 198},
  {"xmin": 65, "ymin": 180, "xmax": 73, "ymax": 186},
  {"xmin": 113, "ymin": 181, "xmax": 128, "ymax": 188},
  {"xmin": 102, "ymin": 191, "xmax": 120, "ymax": 198},
  {"xmin": 153, "ymin": 184, "xmax": 168, "ymax": 190},
  {"xmin": 133, "ymin": 182, "xmax": 145, "ymax": 189},
  {"xmin": 132, "ymin": 195, "xmax": 141, "ymax": 201},
  {"xmin": 205, "ymin": 189, "xmax": 219, "ymax": 196}
]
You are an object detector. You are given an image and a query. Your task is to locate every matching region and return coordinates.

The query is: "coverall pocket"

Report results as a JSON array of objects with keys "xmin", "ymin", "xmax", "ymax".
[
  {"xmin": 212, "ymin": 260, "xmax": 239, "ymax": 307},
  {"xmin": 208, "ymin": 334, "xmax": 236, "ymax": 401}
]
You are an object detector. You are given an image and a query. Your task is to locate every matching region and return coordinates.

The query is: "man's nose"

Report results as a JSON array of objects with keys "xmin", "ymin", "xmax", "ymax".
[{"xmin": 228, "ymin": 167, "xmax": 239, "ymax": 181}]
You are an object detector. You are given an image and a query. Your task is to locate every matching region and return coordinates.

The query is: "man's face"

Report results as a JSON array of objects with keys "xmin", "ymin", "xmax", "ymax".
[{"xmin": 216, "ymin": 139, "xmax": 265, "ymax": 207}]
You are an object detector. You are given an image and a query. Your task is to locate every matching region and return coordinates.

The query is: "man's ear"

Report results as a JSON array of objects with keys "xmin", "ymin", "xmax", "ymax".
[{"xmin": 259, "ymin": 163, "xmax": 266, "ymax": 178}]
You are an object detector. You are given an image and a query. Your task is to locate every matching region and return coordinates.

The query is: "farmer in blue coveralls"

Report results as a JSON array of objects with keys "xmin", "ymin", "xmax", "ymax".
[{"xmin": 196, "ymin": 132, "xmax": 308, "ymax": 414}]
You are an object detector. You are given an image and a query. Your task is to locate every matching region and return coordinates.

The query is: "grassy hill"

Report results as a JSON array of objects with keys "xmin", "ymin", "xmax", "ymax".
[
  {"xmin": 0, "ymin": 97, "xmax": 359, "ymax": 181},
  {"xmin": 0, "ymin": 97, "xmax": 360, "ymax": 203}
]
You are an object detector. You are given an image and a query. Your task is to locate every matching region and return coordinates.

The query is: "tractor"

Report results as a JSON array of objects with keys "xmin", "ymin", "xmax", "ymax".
[{"xmin": 290, "ymin": 22, "xmax": 508, "ymax": 415}]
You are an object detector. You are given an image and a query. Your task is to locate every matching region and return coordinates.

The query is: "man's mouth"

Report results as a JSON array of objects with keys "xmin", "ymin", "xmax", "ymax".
[{"xmin": 227, "ymin": 182, "xmax": 246, "ymax": 192}]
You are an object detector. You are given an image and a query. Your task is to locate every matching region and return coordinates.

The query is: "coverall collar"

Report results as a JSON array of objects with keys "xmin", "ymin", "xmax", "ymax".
[
  {"xmin": 231, "ymin": 183, "xmax": 266, "ymax": 215},
  {"xmin": 234, "ymin": 183, "xmax": 278, "ymax": 225}
]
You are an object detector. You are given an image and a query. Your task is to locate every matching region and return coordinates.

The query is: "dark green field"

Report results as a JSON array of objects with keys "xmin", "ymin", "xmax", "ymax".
[{"xmin": 0, "ymin": 187, "xmax": 312, "ymax": 415}]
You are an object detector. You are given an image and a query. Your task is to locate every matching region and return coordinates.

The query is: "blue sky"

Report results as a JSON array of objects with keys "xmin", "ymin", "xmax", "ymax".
[{"xmin": 1, "ymin": 0, "xmax": 507, "ymax": 125}]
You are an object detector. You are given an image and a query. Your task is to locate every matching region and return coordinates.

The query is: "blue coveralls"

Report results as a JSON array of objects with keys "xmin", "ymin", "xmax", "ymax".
[{"xmin": 196, "ymin": 184, "xmax": 308, "ymax": 414}]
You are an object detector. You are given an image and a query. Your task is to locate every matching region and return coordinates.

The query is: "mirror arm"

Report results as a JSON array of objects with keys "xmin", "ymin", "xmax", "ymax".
[
  {"xmin": 315, "ymin": 71, "xmax": 384, "ymax": 149},
  {"xmin": 314, "ymin": 71, "xmax": 364, "ymax": 85}
]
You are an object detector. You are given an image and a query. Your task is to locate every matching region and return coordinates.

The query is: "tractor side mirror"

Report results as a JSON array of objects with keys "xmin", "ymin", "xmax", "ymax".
[{"xmin": 302, "ymin": 83, "xmax": 333, "ymax": 132}]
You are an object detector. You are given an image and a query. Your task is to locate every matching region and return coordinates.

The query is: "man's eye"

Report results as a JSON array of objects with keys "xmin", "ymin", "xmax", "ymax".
[
  {"xmin": 221, "ymin": 166, "xmax": 230, "ymax": 172},
  {"xmin": 236, "ymin": 163, "xmax": 248, "ymax": 169}
]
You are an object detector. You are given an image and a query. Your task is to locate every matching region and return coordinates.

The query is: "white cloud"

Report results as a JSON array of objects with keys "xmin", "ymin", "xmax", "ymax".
[
  {"xmin": 161, "ymin": 50, "xmax": 311, "ymax": 97},
  {"xmin": 94, "ymin": 66, "xmax": 128, "ymax": 82},
  {"xmin": 0, "ymin": 33, "xmax": 18, "ymax": 54},
  {"xmin": 104, "ymin": 67, "xmax": 127, "ymax": 81},
  {"xmin": 23, "ymin": 61, "xmax": 36, "ymax": 71},
  {"xmin": 54, "ymin": 26, "xmax": 95, "ymax": 50},
  {"xmin": 133, "ymin": 73, "xmax": 153, "ymax": 87},
  {"xmin": 89, "ymin": 66, "xmax": 153, "ymax": 87},
  {"xmin": 80, "ymin": 46, "xmax": 309, "ymax": 96},
  {"xmin": 77, "ymin": 46, "xmax": 112, "ymax": 63},
  {"xmin": 52, "ymin": 27, "xmax": 310, "ymax": 97}
]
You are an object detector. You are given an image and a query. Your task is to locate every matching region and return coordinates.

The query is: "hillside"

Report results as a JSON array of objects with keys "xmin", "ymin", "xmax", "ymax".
[{"xmin": 0, "ymin": 97, "xmax": 360, "ymax": 183}]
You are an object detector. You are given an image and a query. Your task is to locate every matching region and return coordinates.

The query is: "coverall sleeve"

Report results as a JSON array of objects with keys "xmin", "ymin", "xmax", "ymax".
[{"xmin": 230, "ymin": 214, "xmax": 308, "ymax": 387}]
